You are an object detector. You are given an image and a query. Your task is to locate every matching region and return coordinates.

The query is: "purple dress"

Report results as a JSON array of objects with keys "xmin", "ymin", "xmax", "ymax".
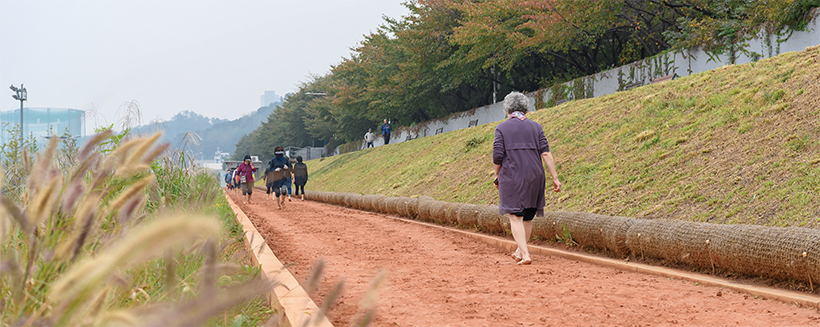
[{"xmin": 493, "ymin": 117, "xmax": 550, "ymax": 216}]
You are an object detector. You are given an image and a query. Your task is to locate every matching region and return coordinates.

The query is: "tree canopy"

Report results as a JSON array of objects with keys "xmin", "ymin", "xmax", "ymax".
[{"xmin": 234, "ymin": 0, "xmax": 818, "ymax": 159}]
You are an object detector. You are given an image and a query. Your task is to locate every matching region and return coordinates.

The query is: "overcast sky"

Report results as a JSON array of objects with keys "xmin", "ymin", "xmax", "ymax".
[{"xmin": 0, "ymin": 0, "xmax": 409, "ymax": 130}]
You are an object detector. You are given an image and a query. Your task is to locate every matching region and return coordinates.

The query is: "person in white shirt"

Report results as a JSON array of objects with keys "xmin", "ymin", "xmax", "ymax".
[{"xmin": 364, "ymin": 128, "xmax": 377, "ymax": 148}]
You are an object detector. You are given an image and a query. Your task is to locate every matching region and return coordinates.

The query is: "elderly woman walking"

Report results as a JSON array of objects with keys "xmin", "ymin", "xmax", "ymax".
[{"xmin": 493, "ymin": 92, "xmax": 562, "ymax": 265}]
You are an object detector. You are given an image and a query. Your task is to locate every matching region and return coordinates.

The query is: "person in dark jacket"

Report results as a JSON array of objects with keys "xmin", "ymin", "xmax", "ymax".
[
  {"xmin": 381, "ymin": 119, "xmax": 392, "ymax": 144},
  {"xmin": 292, "ymin": 156, "xmax": 308, "ymax": 200},
  {"xmin": 225, "ymin": 169, "xmax": 234, "ymax": 190},
  {"xmin": 493, "ymin": 92, "xmax": 561, "ymax": 265},
  {"xmin": 267, "ymin": 146, "xmax": 292, "ymax": 209}
]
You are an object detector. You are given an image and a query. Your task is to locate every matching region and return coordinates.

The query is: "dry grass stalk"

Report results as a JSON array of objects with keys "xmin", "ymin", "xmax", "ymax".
[
  {"xmin": 105, "ymin": 175, "xmax": 154, "ymax": 218},
  {"xmin": 3, "ymin": 132, "xmax": 275, "ymax": 326},
  {"xmin": 65, "ymin": 195, "xmax": 100, "ymax": 263},
  {"xmin": 76, "ymin": 130, "xmax": 112, "ymax": 162},
  {"xmin": 26, "ymin": 137, "xmax": 58, "ymax": 190},
  {"xmin": 351, "ymin": 270, "xmax": 387, "ymax": 327},
  {"xmin": 27, "ymin": 175, "xmax": 62, "ymax": 227},
  {"xmin": 304, "ymin": 259, "xmax": 325, "ymax": 296},
  {"xmin": 47, "ymin": 215, "xmax": 221, "ymax": 324},
  {"xmin": 1, "ymin": 196, "xmax": 31, "ymax": 235},
  {"xmin": 59, "ymin": 179, "xmax": 86, "ymax": 216},
  {"xmin": 140, "ymin": 277, "xmax": 272, "ymax": 327}
]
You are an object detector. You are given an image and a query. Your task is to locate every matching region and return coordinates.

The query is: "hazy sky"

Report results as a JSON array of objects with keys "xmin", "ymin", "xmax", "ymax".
[{"xmin": 0, "ymin": 0, "xmax": 409, "ymax": 130}]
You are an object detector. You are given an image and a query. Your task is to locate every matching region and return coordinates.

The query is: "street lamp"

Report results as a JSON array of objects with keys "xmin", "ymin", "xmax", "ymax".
[
  {"xmin": 305, "ymin": 92, "xmax": 327, "ymax": 96},
  {"xmin": 10, "ymin": 84, "xmax": 27, "ymax": 143}
]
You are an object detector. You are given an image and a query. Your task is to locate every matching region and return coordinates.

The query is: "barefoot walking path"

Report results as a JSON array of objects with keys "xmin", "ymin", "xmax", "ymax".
[{"xmin": 228, "ymin": 191, "xmax": 820, "ymax": 326}]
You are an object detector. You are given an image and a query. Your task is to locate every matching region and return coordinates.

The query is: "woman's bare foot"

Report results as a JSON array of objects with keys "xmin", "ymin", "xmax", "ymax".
[{"xmin": 516, "ymin": 258, "xmax": 532, "ymax": 265}]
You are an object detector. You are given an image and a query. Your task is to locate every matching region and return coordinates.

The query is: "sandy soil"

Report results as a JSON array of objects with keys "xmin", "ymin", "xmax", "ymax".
[{"xmin": 228, "ymin": 191, "xmax": 820, "ymax": 327}]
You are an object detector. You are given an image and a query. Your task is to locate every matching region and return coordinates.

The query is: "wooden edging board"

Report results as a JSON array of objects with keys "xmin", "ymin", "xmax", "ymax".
[
  {"xmin": 223, "ymin": 190, "xmax": 333, "ymax": 327},
  {"xmin": 376, "ymin": 211, "xmax": 820, "ymax": 309}
]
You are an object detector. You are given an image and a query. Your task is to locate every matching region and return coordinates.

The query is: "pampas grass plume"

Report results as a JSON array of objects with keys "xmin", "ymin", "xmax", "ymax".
[
  {"xmin": 48, "ymin": 215, "xmax": 221, "ymax": 322},
  {"xmin": 106, "ymin": 175, "xmax": 154, "ymax": 217}
]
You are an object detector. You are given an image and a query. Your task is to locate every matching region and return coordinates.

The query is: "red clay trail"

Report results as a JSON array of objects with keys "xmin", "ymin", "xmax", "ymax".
[{"xmin": 228, "ymin": 191, "xmax": 820, "ymax": 327}]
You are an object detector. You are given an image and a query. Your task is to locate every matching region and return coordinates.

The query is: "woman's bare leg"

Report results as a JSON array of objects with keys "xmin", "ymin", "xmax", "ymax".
[{"xmin": 508, "ymin": 214, "xmax": 531, "ymax": 264}]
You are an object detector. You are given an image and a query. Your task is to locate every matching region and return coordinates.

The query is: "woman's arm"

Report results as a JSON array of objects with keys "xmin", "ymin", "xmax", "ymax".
[{"xmin": 541, "ymin": 152, "xmax": 561, "ymax": 192}]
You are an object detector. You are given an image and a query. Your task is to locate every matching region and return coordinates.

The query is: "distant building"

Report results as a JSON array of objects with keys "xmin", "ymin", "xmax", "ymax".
[
  {"xmin": 214, "ymin": 147, "xmax": 231, "ymax": 164},
  {"xmin": 0, "ymin": 107, "xmax": 85, "ymax": 144},
  {"xmin": 261, "ymin": 91, "xmax": 282, "ymax": 108}
]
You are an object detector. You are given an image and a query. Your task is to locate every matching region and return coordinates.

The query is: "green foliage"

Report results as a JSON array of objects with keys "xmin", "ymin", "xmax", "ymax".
[
  {"xmin": 463, "ymin": 134, "xmax": 489, "ymax": 153},
  {"xmin": 556, "ymin": 224, "xmax": 578, "ymax": 246},
  {"xmin": 0, "ymin": 123, "xmax": 41, "ymax": 201},
  {"xmin": 234, "ymin": 0, "xmax": 818, "ymax": 166},
  {"xmin": 232, "ymin": 84, "xmax": 326, "ymax": 160},
  {"xmin": 305, "ymin": 46, "xmax": 820, "ymax": 228},
  {"xmin": 664, "ymin": 0, "xmax": 820, "ymax": 58},
  {"xmin": 94, "ymin": 123, "xmax": 131, "ymax": 153}
]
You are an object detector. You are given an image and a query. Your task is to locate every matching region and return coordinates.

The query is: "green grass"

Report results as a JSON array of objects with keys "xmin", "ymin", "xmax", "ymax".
[
  {"xmin": 0, "ymin": 133, "xmax": 272, "ymax": 326},
  {"xmin": 306, "ymin": 45, "xmax": 820, "ymax": 228}
]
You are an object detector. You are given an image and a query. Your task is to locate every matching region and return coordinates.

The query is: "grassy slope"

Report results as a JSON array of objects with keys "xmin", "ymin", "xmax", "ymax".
[{"xmin": 307, "ymin": 46, "xmax": 820, "ymax": 228}]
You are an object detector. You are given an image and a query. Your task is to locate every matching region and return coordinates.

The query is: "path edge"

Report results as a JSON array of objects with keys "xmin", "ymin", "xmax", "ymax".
[
  {"xmin": 223, "ymin": 189, "xmax": 334, "ymax": 327},
  {"xmin": 378, "ymin": 212, "xmax": 820, "ymax": 309}
]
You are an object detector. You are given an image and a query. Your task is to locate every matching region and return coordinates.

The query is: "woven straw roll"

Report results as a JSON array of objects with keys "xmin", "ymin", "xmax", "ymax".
[
  {"xmin": 475, "ymin": 205, "xmax": 505, "ymax": 234},
  {"xmin": 443, "ymin": 203, "xmax": 463, "ymax": 225},
  {"xmin": 416, "ymin": 196, "xmax": 438, "ymax": 223},
  {"xmin": 392, "ymin": 197, "xmax": 411, "ymax": 217},
  {"xmin": 428, "ymin": 200, "xmax": 451, "ymax": 222},
  {"xmin": 456, "ymin": 204, "xmax": 482, "ymax": 227},
  {"xmin": 361, "ymin": 194, "xmax": 383, "ymax": 211},
  {"xmin": 399, "ymin": 197, "xmax": 420, "ymax": 219}
]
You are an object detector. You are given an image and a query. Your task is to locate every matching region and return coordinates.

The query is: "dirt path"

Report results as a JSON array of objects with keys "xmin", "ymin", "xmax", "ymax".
[{"xmin": 228, "ymin": 191, "xmax": 820, "ymax": 326}]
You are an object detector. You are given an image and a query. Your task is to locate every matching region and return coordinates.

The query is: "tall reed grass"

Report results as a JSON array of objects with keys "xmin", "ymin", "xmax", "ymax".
[{"xmin": 0, "ymin": 130, "xmax": 274, "ymax": 326}]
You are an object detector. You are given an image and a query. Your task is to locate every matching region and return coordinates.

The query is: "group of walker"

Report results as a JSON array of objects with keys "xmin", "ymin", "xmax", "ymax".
[
  {"xmin": 227, "ymin": 91, "xmax": 561, "ymax": 266},
  {"xmin": 227, "ymin": 146, "xmax": 309, "ymax": 209}
]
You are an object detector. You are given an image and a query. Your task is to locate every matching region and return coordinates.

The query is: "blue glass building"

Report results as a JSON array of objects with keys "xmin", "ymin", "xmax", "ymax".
[{"xmin": 1, "ymin": 107, "xmax": 85, "ymax": 144}]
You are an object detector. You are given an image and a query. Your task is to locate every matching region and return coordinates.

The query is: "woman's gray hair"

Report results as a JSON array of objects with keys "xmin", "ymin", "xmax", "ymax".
[{"xmin": 503, "ymin": 92, "xmax": 529, "ymax": 114}]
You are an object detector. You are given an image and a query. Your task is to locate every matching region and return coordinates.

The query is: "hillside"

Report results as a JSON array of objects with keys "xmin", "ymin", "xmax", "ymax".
[
  {"xmin": 133, "ymin": 105, "xmax": 276, "ymax": 158},
  {"xmin": 305, "ymin": 46, "xmax": 820, "ymax": 228},
  {"xmin": 170, "ymin": 105, "xmax": 275, "ymax": 157},
  {"xmin": 132, "ymin": 110, "xmax": 225, "ymax": 143}
]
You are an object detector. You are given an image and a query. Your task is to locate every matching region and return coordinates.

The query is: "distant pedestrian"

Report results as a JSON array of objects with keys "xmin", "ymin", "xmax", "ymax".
[
  {"xmin": 285, "ymin": 170, "xmax": 293, "ymax": 202},
  {"xmin": 263, "ymin": 165, "xmax": 273, "ymax": 200},
  {"xmin": 364, "ymin": 128, "xmax": 377, "ymax": 148},
  {"xmin": 292, "ymin": 156, "xmax": 308, "ymax": 200},
  {"xmin": 236, "ymin": 155, "xmax": 258, "ymax": 204},
  {"xmin": 232, "ymin": 168, "xmax": 240, "ymax": 194},
  {"xmin": 225, "ymin": 169, "xmax": 234, "ymax": 190},
  {"xmin": 493, "ymin": 92, "xmax": 561, "ymax": 266},
  {"xmin": 268, "ymin": 146, "xmax": 292, "ymax": 209},
  {"xmin": 381, "ymin": 119, "xmax": 392, "ymax": 144}
]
